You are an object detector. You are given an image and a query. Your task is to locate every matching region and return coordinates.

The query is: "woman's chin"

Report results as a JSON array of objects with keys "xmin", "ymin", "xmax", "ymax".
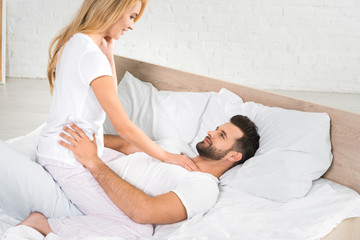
[{"xmin": 114, "ymin": 34, "xmax": 123, "ymax": 40}]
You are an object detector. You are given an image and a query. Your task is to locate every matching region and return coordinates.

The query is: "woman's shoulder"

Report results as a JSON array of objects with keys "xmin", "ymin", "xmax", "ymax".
[
  {"xmin": 63, "ymin": 33, "xmax": 102, "ymax": 58},
  {"xmin": 68, "ymin": 33, "xmax": 94, "ymax": 47}
]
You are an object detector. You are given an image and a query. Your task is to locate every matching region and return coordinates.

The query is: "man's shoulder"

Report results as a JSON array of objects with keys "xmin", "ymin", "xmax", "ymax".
[
  {"xmin": 175, "ymin": 171, "xmax": 220, "ymax": 200},
  {"xmin": 185, "ymin": 172, "xmax": 219, "ymax": 188},
  {"xmin": 172, "ymin": 172, "xmax": 219, "ymax": 219},
  {"xmin": 155, "ymin": 139, "xmax": 197, "ymax": 158}
]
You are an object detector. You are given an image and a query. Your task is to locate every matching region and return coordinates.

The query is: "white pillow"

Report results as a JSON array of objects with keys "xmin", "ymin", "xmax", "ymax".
[
  {"xmin": 190, "ymin": 88, "xmax": 245, "ymax": 151},
  {"xmin": 104, "ymin": 72, "xmax": 332, "ymax": 202},
  {"xmin": 0, "ymin": 140, "xmax": 82, "ymax": 220},
  {"xmin": 5, "ymin": 123, "xmax": 46, "ymax": 162},
  {"xmin": 104, "ymin": 71, "xmax": 215, "ymax": 144},
  {"xmin": 219, "ymin": 102, "xmax": 333, "ymax": 202}
]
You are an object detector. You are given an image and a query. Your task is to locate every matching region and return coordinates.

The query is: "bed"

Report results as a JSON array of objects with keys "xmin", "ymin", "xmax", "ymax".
[{"xmin": 1, "ymin": 55, "xmax": 360, "ymax": 239}]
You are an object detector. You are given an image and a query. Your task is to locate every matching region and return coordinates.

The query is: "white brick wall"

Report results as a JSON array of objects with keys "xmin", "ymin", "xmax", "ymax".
[{"xmin": 6, "ymin": 0, "xmax": 360, "ymax": 93}]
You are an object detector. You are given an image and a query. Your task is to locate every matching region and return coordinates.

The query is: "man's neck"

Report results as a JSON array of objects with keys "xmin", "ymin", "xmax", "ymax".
[{"xmin": 192, "ymin": 156, "xmax": 231, "ymax": 179}]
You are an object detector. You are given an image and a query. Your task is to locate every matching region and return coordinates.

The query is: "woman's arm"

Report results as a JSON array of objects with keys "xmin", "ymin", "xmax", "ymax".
[
  {"xmin": 95, "ymin": 37, "xmax": 198, "ymax": 171},
  {"xmin": 100, "ymin": 37, "xmax": 117, "ymax": 92},
  {"xmin": 91, "ymin": 76, "xmax": 166, "ymax": 160},
  {"xmin": 91, "ymin": 76, "xmax": 199, "ymax": 171}
]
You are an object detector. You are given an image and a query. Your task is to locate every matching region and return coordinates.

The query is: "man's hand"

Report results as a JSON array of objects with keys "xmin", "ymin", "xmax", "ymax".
[{"xmin": 59, "ymin": 123, "xmax": 100, "ymax": 169}]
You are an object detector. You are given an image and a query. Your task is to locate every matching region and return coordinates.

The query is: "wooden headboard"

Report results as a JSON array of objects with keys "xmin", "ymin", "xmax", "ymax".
[{"xmin": 114, "ymin": 55, "xmax": 360, "ymax": 194}]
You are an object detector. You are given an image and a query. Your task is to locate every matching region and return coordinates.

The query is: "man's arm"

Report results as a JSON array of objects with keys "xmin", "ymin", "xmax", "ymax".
[
  {"xmin": 104, "ymin": 134, "xmax": 140, "ymax": 155},
  {"xmin": 88, "ymin": 160, "xmax": 187, "ymax": 224},
  {"xmin": 59, "ymin": 124, "xmax": 188, "ymax": 224}
]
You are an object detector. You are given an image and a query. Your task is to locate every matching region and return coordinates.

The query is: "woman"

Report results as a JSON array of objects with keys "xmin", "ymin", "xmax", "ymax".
[{"xmin": 21, "ymin": 0, "xmax": 198, "ymax": 239}]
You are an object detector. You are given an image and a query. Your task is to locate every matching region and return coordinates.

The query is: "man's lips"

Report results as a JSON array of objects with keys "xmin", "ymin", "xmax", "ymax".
[{"xmin": 204, "ymin": 137, "xmax": 211, "ymax": 145}]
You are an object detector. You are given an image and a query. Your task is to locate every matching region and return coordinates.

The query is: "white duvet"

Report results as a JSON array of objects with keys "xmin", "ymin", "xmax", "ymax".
[{"xmin": 1, "ymin": 127, "xmax": 360, "ymax": 240}]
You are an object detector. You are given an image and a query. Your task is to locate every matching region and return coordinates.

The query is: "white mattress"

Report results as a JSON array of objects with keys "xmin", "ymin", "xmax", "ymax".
[{"xmin": 1, "ymin": 126, "xmax": 360, "ymax": 240}]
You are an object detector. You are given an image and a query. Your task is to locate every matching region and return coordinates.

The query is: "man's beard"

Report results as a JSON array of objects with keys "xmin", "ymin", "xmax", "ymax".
[{"xmin": 196, "ymin": 137, "xmax": 232, "ymax": 161}]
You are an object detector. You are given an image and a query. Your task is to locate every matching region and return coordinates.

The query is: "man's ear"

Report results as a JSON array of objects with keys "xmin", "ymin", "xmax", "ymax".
[{"xmin": 226, "ymin": 151, "xmax": 243, "ymax": 164}]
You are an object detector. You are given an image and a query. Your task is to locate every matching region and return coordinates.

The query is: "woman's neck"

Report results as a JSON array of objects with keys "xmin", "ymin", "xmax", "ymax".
[{"xmin": 85, "ymin": 33, "xmax": 104, "ymax": 47}]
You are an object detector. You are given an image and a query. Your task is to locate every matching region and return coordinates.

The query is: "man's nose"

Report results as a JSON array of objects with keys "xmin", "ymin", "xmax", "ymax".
[{"xmin": 207, "ymin": 131, "xmax": 214, "ymax": 138}]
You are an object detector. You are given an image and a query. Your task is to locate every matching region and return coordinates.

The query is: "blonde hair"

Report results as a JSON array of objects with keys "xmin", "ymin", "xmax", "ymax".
[{"xmin": 47, "ymin": 0, "xmax": 147, "ymax": 93}]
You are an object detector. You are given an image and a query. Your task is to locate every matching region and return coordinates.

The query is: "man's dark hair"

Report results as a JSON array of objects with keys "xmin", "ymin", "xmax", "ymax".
[{"xmin": 230, "ymin": 115, "xmax": 260, "ymax": 165}]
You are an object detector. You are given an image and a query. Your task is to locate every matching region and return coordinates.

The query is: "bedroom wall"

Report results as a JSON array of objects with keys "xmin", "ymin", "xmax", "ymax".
[{"xmin": 6, "ymin": 0, "xmax": 360, "ymax": 93}]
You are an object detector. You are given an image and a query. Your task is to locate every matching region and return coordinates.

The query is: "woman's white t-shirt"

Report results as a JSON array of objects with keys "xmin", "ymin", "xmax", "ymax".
[{"xmin": 37, "ymin": 33, "xmax": 112, "ymax": 164}]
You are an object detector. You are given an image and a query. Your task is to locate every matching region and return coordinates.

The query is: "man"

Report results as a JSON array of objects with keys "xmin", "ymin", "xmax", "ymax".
[{"xmin": 19, "ymin": 115, "xmax": 260, "ymax": 239}]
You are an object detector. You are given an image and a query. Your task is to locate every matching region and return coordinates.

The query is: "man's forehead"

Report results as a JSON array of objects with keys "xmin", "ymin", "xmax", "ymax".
[{"xmin": 220, "ymin": 122, "xmax": 244, "ymax": 139}]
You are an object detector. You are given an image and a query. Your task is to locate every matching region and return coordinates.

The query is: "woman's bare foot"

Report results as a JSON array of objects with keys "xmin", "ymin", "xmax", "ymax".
[{"xmin": 17, "ymin": 212, "xmax": 52, "ymax": 236}]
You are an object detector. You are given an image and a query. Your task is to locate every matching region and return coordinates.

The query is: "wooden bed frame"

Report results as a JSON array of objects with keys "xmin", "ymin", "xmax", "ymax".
[{"xmin": 114, "ymin": 55, "xmax": 360, "ymax": 240}]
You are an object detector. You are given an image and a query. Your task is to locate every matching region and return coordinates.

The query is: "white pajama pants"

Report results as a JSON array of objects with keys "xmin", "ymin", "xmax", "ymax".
[{"xmin": 36, "ymin": 152, "xmax": 153, "ymax": 240}]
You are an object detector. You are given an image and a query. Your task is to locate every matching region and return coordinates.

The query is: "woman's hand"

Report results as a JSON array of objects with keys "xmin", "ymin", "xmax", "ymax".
[
  {"xmin": 59, "ymin": 123, "xmax": 101, "ymax": 170},
  {"xmin": 164, "ymin": 153, "xmax": 200, "ymax": 172},
  {"xmin": 100, "ymin": 36, "xmax": 115, "ymax": 60}
]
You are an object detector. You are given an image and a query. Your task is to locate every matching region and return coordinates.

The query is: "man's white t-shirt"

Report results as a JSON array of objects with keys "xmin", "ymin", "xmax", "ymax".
[
  {"xmin": 37, "ymin": 33, "xmax": 112, "ymax": 164},
  {"xmin": 104, "ymin": 139, "xmax": 220, "ymax": 219}
]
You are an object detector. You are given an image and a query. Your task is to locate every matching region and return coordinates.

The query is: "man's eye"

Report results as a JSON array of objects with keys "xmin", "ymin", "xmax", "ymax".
[{"xmin": 220, "ymin": 133, "xmax": 224, "ymax": 139}]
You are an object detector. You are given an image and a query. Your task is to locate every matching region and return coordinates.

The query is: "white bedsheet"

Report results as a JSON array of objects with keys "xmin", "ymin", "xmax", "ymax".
[
  {"xmin": 152, "ymin": 178, "xmax": 360, "ymax": 240},
  {"xmin": 1, "ymin": 128, "xmax": 360, "ymax": 240},
  {"xmin": 2, "ymin": 177, "xmax": 360, "ymax": 240}
]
